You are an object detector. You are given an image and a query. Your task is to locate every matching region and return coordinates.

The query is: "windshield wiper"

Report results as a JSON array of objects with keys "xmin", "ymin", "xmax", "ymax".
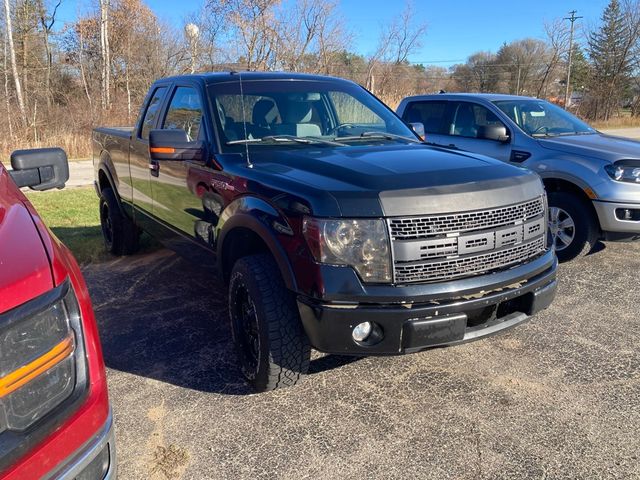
[
  {"xmin": 227, "ymin": 135, "xmax": 345, "ymax": 146},
  {"xmin": 334, "ymin": 131, "xmax": 423, "ymax": 144}
]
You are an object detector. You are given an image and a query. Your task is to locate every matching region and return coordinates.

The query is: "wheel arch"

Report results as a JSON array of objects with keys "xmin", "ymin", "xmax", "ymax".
[
  {"xmin": 542, "ymin": 176, "xmax": 601, "ymax": 229},
  {"xmin": 217, "ymin": 210, "xmax": 298, "ymax": 292}
]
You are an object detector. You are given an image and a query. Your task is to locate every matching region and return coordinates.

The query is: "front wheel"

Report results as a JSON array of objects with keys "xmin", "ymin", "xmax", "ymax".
[
  {"xmin": 229, "ymin": 254, "xmax": 311, "ymax": 392},
  {"xmin": 547, "ymin": 191, "xmax": 599, "ymax": 262}
]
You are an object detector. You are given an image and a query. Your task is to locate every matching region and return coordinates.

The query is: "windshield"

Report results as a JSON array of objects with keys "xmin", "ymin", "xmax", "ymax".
[
  {"xmin": 493, "ymin": 99, "xmax": 596, "ymax": 137},
  {"xmin": 208, "ymin": 79, "xmax": 417, "ymax": 152}
]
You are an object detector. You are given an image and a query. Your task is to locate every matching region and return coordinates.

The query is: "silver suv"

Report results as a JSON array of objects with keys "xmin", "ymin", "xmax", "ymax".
[{"xmin": 397, "ymin": 93, "xmax": 640, "ymax": 261}]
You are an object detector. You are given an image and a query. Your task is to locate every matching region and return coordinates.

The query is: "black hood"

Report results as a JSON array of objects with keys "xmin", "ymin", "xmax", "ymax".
[{"xmin": 236, "ymin": 144, "xmax": 542, "ymax": 217}]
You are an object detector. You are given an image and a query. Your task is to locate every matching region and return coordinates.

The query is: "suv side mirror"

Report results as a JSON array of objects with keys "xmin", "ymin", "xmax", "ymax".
[
  {"xmin": 409, "ymin": 122, "xmax": 426, "ymax": 140},
  {"xmin": 149, "ymin": 129, "xmax": 204, "ymax": 161},
  {"xmin": 478, "ymin": 125, "xmax": 510, "ymax": 143},
  {"xmin": 9, "ymin": 148, "xmax": 69, "ymax": 190}
]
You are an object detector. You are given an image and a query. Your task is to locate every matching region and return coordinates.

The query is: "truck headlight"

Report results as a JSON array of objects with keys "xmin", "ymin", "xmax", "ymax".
[
  {"xmin": 0, "ymin": 282, "xmax": 82, "ymax": 432},
  {"xmin": 303, "ymin": 217, "xmax": 392, "ymax": 283},
  {"xmin": 605, "ymin": 163, "xmax": 640, "ymax": 183}
]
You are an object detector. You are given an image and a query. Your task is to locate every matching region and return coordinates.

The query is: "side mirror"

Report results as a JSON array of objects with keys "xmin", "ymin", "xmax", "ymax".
[
  {"xmin": 9, "ymin": 148, "xmax": 69, "ymax": 190},
  {"xmin": 149, "ymin": 129, "xmax": 204, "ymax": 161},
  {"xmin": 409, "ymin": 122, "xmax": 426, "ymax": 140},
  {"xmin": 478, "ymin": 124, "xmax": 510, "ymax": 143}
]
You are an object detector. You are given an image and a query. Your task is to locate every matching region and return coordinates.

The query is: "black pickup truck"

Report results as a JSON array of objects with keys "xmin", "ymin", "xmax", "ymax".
[{"xmin": 93, "ymin": 72, "xmax": 557, "ymax": 392}]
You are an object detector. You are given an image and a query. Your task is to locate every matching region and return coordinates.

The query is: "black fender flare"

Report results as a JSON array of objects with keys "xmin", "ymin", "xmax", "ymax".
[
  {"xmin": 216, "ymin": 196, "xmax": 298, "ymax": 292},
  {"xmin": 96, "ymin": 152, "xmax": 128, "ymax": 216}
]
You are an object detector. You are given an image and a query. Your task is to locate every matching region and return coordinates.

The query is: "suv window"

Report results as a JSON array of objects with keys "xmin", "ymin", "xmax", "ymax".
[
  {"xmin": 449, "ymin": 102, "xmax": 503, "ymax": 139},
  {"xmin": 140, "ymin": 87, "xmax": 167, "ymax": 140},
  {"xmin": 163, "ymin": 87, "xmax": 203, "ymax": 141},
  {"xmin": 402, "ymin": 101, "xmax": 448, "ymax": 134}
]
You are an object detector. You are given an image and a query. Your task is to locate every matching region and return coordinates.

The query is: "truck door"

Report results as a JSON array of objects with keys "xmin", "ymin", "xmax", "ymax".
[
  {"xmin": 150, "ymin": 85, "xmax": 209, "ymax": 239},
  {"xmin": 443, "ymin": 101, "xmax": 512, "ymax": 162},
  {"xmin": 129, "ymin": 85, "xmax": 168, "ymax": 215}
]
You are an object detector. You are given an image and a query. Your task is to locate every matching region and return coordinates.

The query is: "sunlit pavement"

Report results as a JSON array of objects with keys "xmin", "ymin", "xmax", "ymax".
[{"xmin": 82, "ymin": 240, "xmax": 640, "ymax": 479}]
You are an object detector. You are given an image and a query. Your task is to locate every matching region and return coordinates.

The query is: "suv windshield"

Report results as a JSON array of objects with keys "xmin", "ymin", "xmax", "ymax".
[
  {"xmin": 493, "ymin": 99, "xmax": 596, "ymax": 137},
  {"xmin": 209, "ymin": 79, "xmax": 417, "ymax": 151}
]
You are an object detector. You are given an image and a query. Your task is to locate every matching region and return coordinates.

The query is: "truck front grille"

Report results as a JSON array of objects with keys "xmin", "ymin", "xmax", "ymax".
[
  {"xmin": 389, "ymin": 197, "xmax": 544, "ymax": 240},
  {"xmin": 390, "ymin": 197, "xmax": 547, "ymax": 284}
]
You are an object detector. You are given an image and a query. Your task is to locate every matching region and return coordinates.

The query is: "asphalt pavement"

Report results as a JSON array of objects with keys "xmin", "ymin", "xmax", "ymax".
[{"xmin": 82, "ymin": 239, "xmax": 640, "ymax": 480}]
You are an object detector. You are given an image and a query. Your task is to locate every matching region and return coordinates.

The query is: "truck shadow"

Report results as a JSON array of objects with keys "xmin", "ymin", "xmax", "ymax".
[{"xmin": 82, "ymin": 248, "xmax": 360, "ymax": 396}]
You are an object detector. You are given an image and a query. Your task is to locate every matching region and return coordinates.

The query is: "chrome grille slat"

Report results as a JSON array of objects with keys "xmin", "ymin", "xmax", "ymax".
[
  {"xmin": 394, "ymin": 237, "xmax": 545, "ymax": 284},
  {"xmin": 389, "ymin": 198, "xmax": 545, "ymax": 240}
]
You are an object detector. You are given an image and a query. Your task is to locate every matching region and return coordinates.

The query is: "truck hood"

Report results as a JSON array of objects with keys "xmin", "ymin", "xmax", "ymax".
[
  {"xmin": 0, "ymin": 166, "xmax": 53, "ymax": 313},
  {"xmin": 537, "ymin": 132, "xmax": 640, "ymax": 162},
  {"xmin": 249, "ymin": 144, "xmax": 543, "ymax": 216}
]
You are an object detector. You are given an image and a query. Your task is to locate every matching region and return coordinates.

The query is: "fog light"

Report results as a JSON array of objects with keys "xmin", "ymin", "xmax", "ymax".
[{"xmin": 352, "ymin": 322, "xmax": 372, "ymax": 342}]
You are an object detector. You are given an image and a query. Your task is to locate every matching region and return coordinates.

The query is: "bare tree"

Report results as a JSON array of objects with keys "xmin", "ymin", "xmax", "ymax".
[
  {"xmin": 366, "ymin": 1, "xmax": 427, "ymax": 91},
  {"xmin": 39, "ymin": 0, "xmax": 61, "ymax": 108},
  {"xmin": 3, "ymin": 0, "xmax": 26, "ymax": 125},
  {"xmin": 100, "ymin": 0, "xmax": 110, "ymax": 109},
  {"xmin": 538, "ymin": 19, "xmax": 570, "ymax": 97}
]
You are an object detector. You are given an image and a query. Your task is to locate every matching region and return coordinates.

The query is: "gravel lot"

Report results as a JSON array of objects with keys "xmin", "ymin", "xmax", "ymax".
[{"xmin": 82, "ymin": 240, "xmax": 640, "ymax": 480}]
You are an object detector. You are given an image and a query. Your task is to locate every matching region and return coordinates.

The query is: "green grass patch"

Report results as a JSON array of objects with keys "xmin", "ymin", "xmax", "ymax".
[{"xmin": 25, "ymin": 187, "xmax": 108, "ymax": 264}]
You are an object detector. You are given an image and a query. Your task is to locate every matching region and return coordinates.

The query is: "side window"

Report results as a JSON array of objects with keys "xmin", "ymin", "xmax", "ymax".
[
  {"xmin": 140, "ymin": 87, "xmax": 168, "ymax": 140},
  {"xmin": 329, "ymin": 91, "xmax": 384, "ymax": 126},
  {"xmin": 402, "ymin": 101, "xmax": 448, "ymax": 134},
  {"xmin": 162, "ymin": 87, "xmax": 204, "ymax": 142},
  {"xmin": 450, "ymin": 102, "xmax": 503, "ymax": 139}
]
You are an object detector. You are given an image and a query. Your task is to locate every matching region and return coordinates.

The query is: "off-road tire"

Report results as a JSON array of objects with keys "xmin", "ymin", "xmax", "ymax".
[
  {"xmin": 99, "ymin": 187, "xmax": 139, "ymax": 255},
  {"xmin": 547, "ymin": 191, "xmax": 599, "ymax": 262},
  {"xmin": 229, "ymin": 254, "xmax": 311, "ymax": 392}
]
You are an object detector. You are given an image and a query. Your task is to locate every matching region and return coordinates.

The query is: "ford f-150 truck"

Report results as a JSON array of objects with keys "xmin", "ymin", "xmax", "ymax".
[
  {"xmin": 93, "ymin": 72, "xmax": 557, "ymax": 392},
  {"xmin": 397, "ymin": 93, "xmax": 640, "ymax": 261},
  {"xmin": 1, "ymin": 149, "xmax": 115, "ymax": 479}
]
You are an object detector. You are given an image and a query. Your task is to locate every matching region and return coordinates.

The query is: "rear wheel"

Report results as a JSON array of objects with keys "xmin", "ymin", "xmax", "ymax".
[
  {"xmin": 547, "ymin": 191, "xmax": 599, "ymax": 262},
  {"xmin": 229, "ymin": 254, "xmax": 311, "ymax": 392},
  {"xmin": 99, "ymin": 187, "xmax": 139, "ymax": 255}
]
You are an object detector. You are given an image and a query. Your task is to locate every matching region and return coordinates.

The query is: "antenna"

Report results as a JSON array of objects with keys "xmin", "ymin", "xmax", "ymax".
[{"xmin": 238, "ymin": 71, "xmax": 253, "ymax": 168}]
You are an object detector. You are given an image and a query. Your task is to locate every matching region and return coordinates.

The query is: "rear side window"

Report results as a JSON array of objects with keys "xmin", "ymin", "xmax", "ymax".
[
  {"xmin": 140, "ymin": 87, "xmax": 168, "ymax": 140},
  {"xmin": 162, "ymin": 87, "xmax": 204, "ymax": 142},
  {"xmin": 401, "ymin": 101, "xmax": 448, "ymax": 134}
]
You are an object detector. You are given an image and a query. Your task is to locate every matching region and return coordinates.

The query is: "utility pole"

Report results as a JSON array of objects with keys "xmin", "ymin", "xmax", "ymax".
[{"xmin": 564, "ymin": 10, "xmax": 583, "ymax": 109}]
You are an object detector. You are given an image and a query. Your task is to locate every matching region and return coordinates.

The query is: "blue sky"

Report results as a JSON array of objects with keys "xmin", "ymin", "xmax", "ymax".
[{"xmin": 57, "ymin": 0, "xmax": 610, "ymax": 66}]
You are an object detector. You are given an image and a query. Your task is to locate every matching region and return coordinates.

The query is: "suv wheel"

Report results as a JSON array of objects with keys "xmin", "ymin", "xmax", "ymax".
[
  {"xmin": 99, "ymin": 187, "xmax": 139, "ymax": 255},
  {"xmin": 229, "ymin": 254, "xmax": 311, "ymax": 392},
  {"xmin": 547, "ymin": 191, "xmax": 598, "ymax": 262}
]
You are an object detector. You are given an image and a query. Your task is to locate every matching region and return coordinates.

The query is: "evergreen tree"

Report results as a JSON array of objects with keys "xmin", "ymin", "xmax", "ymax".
[{"xmin": 587, "ymin": 0, "xmax": 634, "ymax": 119}]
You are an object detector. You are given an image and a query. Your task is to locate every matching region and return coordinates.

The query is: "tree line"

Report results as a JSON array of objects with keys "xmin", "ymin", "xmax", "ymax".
[{"xmin": 0, "ymin": 0, "xmax": 636, "ymax": 158}]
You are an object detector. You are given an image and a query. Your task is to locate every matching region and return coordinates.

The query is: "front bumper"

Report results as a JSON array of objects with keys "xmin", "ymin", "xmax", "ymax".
[
  {"xmin": 593, "ymin": 200, "xmax": 640, "ymax": 238},
  {"xmin": 47, "ymin": 411, "xmax": 116, "ymax": 480},
  {"xmin": 298, "ymin": 256, "xmax": 557, "ymax": 355}
]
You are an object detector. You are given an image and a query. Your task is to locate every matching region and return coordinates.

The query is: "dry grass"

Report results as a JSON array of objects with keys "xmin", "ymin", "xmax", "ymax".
[{"xmin": 592, "ymin": 115, "xmax": 640, "ymax": 130}]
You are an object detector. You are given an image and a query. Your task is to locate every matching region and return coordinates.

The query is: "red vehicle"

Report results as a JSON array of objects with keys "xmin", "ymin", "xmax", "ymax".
[{"xmin": 0, "ymin": 149, "xmax": 115, "ymax": 479}]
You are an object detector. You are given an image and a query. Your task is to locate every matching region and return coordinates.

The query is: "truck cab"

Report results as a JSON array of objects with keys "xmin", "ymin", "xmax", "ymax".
[
  {"xmin": 397, "ymin": 93, "xmax": 640, "ymax": 261},
  {"xmin": 94, "ymin": 73, "xmax": 557, "ymax": 392}
]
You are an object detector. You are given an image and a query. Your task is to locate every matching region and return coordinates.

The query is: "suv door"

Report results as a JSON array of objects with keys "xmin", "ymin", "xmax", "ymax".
[
  {"xmin": 444, "ymin": 101, "xmax": 512, "ymax": 162},
  {"xmin": 130, "ymin": 85, "xmax": 168, "ymax": 214},
  {"xmin": 150, "ymin": 84, "xmax": 210, "ymax": 240}
]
